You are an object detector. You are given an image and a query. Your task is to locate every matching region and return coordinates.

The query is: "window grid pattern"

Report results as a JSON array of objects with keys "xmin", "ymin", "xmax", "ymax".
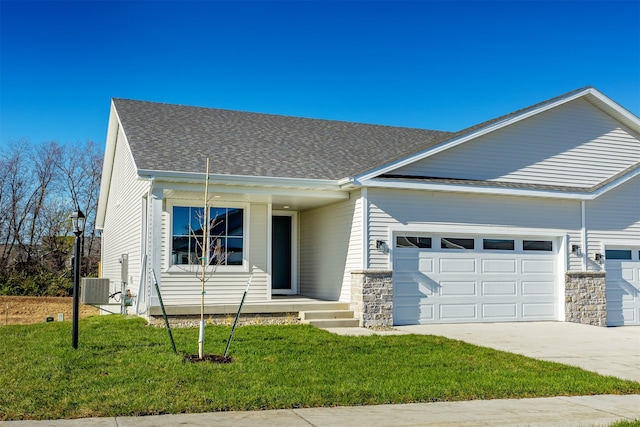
[{"xmin": 172, "ymin": 206, "xmax": 244, "ymax": 266}]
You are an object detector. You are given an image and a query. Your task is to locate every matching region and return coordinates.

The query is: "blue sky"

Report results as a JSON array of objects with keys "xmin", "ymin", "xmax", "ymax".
[{"xmin": 1, "ymin": 0, "xmax": 639, "ymax": 147}]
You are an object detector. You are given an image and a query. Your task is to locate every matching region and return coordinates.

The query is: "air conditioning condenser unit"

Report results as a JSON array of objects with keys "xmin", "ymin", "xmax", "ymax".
[{"xmin": 81, "ymin": 278, "xmax": 110, "ymax": 304}]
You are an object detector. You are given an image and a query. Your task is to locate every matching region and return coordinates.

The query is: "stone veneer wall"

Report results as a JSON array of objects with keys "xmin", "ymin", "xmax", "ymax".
[
  {"xmin": 351, "ymin": 270, "xmax": 393, "ymax": 327},
  {"xmin": 565, "ymin": 271, "xmax": 607, "ymax": 327}
]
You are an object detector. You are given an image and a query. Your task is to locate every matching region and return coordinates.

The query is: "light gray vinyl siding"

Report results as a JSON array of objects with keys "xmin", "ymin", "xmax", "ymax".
[
  {"xmin": 586, "ymin": 175, "xmax": 640, "ymax": 268},
  {"xmin": 101, "ymin": 127, "xmax": 150, "ymax": 295},
  {"xmin": 300, "ymin": 191, "xmax": 361, "ymax": 301},
  {"xmin": 366, "ymin": 188, "xmax": 581, "ymax": 270},
  {"xmin": 158, "ymin": 202, "xmax": 268, "ymax": 305},
  {"xmin": 393, "ymin": 99, "xmax": 640, "ymax": 188},
  {"xmin": 566, "ymin": 229, "xmax": 585, "ymax": 271}
]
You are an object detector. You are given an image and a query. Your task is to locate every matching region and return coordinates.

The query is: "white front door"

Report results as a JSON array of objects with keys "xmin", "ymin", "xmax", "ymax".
[
  {"xmin": 606, "ymin": 247, "xmax": 640, "ymax": 326},
  {"xmin": 393, "ymin": 234, "xmax": 560, "ymax": 325}
]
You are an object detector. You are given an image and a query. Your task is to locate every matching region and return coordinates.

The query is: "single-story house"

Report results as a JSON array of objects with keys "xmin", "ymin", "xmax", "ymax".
[{"xmin": 96, "ymin": 86, "xmax": 640, "ymax": 327}]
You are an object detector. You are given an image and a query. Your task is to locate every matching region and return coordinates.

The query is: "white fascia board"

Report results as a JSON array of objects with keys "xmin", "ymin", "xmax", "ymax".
[
  {"xmin": 589, "ymin": 166, "xmax": 640, "ymax": 198},
  {"xmin": 96, "ymin": 102, "xmax": 120, "ymax": 228},
  {"xmin": 586, "ymin": 88, "xmax": 640, "ymax": 131},
  {"xmin": 363, "ymin": 164, "xmax": 640, "ymax": 200},
  {"xmin": 361, "ymin": 178, "xmax": 591, "ymax": 199},
  {"xmin": 97, "ymin": 102, "xmax": 143, "ymax": 227},
  {"xmin": 162, "ymin": 180, "xmax": 349, "ymax": 201},
  {"xmin": 139, "ymin": 170, "xmax": 344, "ymax": 192},
  {"xmin": 355, "ymin": 88, "xmax": 597, "ymax": 183},
  {"xmin": 338, "ymin": 177, "xmax": 356, "ymax": 186}
]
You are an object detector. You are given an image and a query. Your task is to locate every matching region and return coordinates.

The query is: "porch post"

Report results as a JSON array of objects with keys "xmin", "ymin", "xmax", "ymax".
[{"xmin": 149, "ymin": 186, "xmax": 164, "ymax": 307}]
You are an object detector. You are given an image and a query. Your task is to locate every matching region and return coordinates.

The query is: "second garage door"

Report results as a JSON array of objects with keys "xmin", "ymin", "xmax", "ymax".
[
  {"xmin": 605, "ymin": 247, "xmax": 640, "ymax": 326},
  {"xmin": 393, "ymin": 234, "xmax": 560, "ymax": 325}
]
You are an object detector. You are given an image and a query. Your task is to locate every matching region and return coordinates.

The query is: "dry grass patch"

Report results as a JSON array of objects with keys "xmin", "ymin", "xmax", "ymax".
[{"xmin": 0, "ymin": 296, "xmax": 99, "ymax": 325}]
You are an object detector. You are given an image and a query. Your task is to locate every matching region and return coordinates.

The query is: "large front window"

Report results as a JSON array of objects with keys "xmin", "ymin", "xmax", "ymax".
[{"xmin": 172, "ymin": 206, "xmax": 244, "ymax": 266}]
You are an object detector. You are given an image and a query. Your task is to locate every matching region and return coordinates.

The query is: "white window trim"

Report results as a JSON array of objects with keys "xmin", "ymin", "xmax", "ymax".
[{"xmin": 165, "ymin": 200, "xmax": 251, "ymax": 273}]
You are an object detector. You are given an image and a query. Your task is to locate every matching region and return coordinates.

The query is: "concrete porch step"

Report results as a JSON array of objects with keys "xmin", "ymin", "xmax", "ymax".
[
  {"xmin": 299, "ymin": 308, "xmax": 360, "ymax": 328},
  {"xmin": 299, "ymin": 310, "xmax": 355, "ymax": 321},
  {"xmin": 302, "ymin": 318, "xmax": 361, "ymax": 328}
]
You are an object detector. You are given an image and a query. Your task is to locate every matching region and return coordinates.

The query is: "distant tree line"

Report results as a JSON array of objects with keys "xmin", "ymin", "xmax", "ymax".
[{"xmin": 0, "ymin": 140, "xmax": 102, "ymax": 296}]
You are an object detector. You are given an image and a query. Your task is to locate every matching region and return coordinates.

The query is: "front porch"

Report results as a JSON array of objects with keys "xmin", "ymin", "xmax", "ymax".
[{"xmin": 148, "ymin": 296, "xmax": 360, "ymax": 327}]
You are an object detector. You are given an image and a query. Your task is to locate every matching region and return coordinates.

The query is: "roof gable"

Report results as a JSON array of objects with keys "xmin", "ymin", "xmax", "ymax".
[
  {"xmin": 387, "ymin": 97, "xmax": 640, "ymax": 188},
  {"xmin": 356, "ymin": 87, "xmax": 640, "ymax": 197}
]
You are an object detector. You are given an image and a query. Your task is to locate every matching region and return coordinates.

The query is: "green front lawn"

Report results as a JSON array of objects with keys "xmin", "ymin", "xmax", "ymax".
[{"xmin": 2, "ymin": 315, "xmax": 639, "ymax": 420}]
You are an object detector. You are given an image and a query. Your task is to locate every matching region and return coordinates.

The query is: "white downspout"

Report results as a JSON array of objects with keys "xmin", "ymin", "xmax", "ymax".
[
  {"xmin": 362, "ymin": 188, "xmax": 369, "ymax": 270},
  {"xmin": 581, "ymin": 200, "xmax": 588, "ymax": 271},
  {"xmin": 267, "ymin": 202, "xmax": 273, "ymax": 301},
  {"xmin": 144, "ymin": 176, "xmax": 156, "ymax": 315},
  {"xmin": 149, "ymin": 178, "xmax": 164, "ymax": 310}
]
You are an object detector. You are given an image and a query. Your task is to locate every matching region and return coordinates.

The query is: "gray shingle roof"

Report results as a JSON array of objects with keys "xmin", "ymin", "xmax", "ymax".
[
  {"xmin": 113, "ymin": 98, "xmax": 453, "ymax": 180},
  {"xmin": 113, "ymin": 87, "xmax": 604, "ymax": 182}
]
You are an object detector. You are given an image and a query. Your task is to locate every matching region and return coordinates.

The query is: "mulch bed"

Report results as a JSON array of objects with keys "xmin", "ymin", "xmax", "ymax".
[{"xmin": 183, "ymin": 354, "xmax": 233, "ymax": 363}]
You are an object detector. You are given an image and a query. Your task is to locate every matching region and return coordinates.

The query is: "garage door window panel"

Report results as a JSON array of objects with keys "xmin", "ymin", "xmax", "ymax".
[
  {"xmin": 483, "ymin": 239, "xmax": 515, "ymax": 250},
  {"xmin": 396, "ymin": 236, "xmax": 432, "ymax": 248},
  {"xmin": 523, "ymin": 240, "xmax": 553, "ymax": 251},
  {"xmin": 605, "ymin": 250, "xmax": 632, "ymax": 260},
  {"xmin": 441, "ymin": 238, "xmax": 474, "ymax": 250}
]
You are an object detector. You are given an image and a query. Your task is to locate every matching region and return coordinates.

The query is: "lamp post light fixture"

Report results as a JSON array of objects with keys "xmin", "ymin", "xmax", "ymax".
[{"xmin": 70, "ymin": 207, "xmax": 86, "ymax": 349}]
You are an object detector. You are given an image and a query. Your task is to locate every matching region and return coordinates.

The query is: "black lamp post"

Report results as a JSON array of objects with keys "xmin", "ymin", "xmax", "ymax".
[{"xmin": 70, "ymin": 207, "xmax": 86, "ymax": 349}]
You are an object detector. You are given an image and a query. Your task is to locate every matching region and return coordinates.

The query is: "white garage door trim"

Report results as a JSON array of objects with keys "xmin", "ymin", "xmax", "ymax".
[
  {"xmin": 605, "ymin": 246, "xmax": 640, "ymax": 326},
  {"xmin": 392, "ymin": 232, "xmax": 564, "ymax": 325}
]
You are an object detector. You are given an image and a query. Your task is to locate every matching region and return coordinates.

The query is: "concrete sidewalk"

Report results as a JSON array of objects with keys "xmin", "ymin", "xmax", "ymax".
[{"xmin": 2, "ymin": 395, "xmax": 639, "ymax": 426}]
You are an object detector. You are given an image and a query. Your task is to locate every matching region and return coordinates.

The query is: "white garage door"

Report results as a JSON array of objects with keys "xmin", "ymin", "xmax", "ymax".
[
  {"xmin": 393, "ymin": 235, "xmax": 560, "ymax": 325},
  {"xmin": 606, "ymin": 248, "xmax": 640, "ymax": 326}
]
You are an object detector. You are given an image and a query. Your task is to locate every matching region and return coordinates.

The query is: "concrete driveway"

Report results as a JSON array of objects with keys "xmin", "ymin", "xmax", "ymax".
[{"xmin": 394, "ymin": 322, "xmax": 640, "ymax": 382}]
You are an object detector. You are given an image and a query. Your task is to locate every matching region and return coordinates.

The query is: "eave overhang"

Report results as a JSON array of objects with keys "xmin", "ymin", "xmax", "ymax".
[
  {"xmin": 137, "ymin": 169, "xmax": 350, "ymax": 209},
  {"xmin": 359, "ymin": 164, "xmax": 640, "ymax": 200},
  {"xmin": 137, "ymin": 169, "xmax": 341, "ymax": 190}
]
